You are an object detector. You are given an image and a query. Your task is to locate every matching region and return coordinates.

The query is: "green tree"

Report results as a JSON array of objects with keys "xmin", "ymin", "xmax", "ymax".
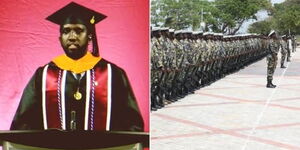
[
  {"xmin": 212, "ymin": 0, "xmax": 270, "ymax": 34},
  {"xmin": 151, "ymin": 0, "xmax": 271, "ymax": 34},
  {"xmin": 272, "ymin": 0, "xmax": 300, "ymax": 35},
  {"xmin": 248, "ymin": 0, "xmax": 300, "ymax": 35},
  {"xmin": 248, "ymin": 19, "xmax": 274, "ymax": 35},
  {"xmin": 151, "ymin": 0, "xmax": 213, "ymax": 30}
]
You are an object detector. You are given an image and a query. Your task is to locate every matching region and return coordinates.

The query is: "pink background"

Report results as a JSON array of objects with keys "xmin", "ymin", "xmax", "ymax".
[{"xmin": 0, "ymin": 0, "xmax": 149, "ymax": 132}]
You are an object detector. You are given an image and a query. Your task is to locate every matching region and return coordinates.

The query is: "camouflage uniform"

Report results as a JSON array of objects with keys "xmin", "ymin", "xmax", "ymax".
[
  {"xmin": 280, "ymin": 37, "xmax": 288, "ymax": 68},
  {"xmin": 287, "ymin": 37, "xmax": 292, "ymax": 62},
  {"xmin": 151, "ymin": 28, "xmax": 276, "ymax": 104},
  {"xmin": 157, "ymin": 29, "xmax": 170, "ymax": 105},
  {"xmin": 182, "ymin": 32, "xmax": 194, "ymax": 94},
  {"xmin": 164, "ymin": 30, "xmax": 177, "ymax": 101},
  {"xmin": 171, "ymin": 33, "xmax": 183, "ymax": 98},
  {"xmin": 150, "ymin": 30, "xmax": 164, "ymax": 110},
  {"xmin": 292, "ymin": 36, "xmax": 297, "ymax": 52},
  {"xmin": 266, "ymin": 33, "xmax": 280, "ymax": 88}
]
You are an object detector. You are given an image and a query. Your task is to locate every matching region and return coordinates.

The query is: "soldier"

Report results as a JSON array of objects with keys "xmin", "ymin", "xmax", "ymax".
[
  {"xmin": 174, "ymin": 31, "xmax": 188, "ymax": 98},
  {"xmin": 164, "ymin": 29, "xmax": 178, "ymax": 102},
  {"xmin": 292, "ymin": 35, "xmax": 297, "ymax": 52},
  {"xmin": 171, "ymin": 31, "xmax": 183, "ymax": 101},
  {"xmin": 266, "ymin": 30, "xmax": 280, "ymax": 88},
  {"xmin": 157, "ymin": 27, "xmax": 170, "ymax": 105},
  {"xmin": 180, "ymin": 31, "xmax": 193, "ymax": 94},
  {"xmin": 286, "ymin": 36, "xmax": 292, "ymax": 62},
  {"xmin": 188, "ymin": 32, "xmax": 201, "ymax": 90},
  {"xmin": 280, "ymin": 35, "xmax": 288, "ymax": 68},
  {"xmin": 231, "ymin": 35, "xmax": 239, "ymax": 73},
  {"xmin": 223, "ymin": 35, "xmax": 233, "ymax": 75},
  {"xmin": 150, "ymin": 27, "xmax": 164, "ymax": 110},
  {"xmin": 193, "ymin": 31, "xmax": 205, "ymax": 89},
  {"xmin": 202, "ymin": 32, "xmax": 214, "ymax": 86},
  {"xmin": 214, "ymin": 33, "xmax": 225, "ymax": 80}
]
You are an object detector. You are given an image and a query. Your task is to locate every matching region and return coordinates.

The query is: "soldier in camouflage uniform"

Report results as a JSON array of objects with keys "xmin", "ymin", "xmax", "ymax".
[
  {"xmin": 164, "ymin": 29, "xmax": 178, "ymax": 102},
  {"xmin": 157, "ymin": 28, "xmax": 171, "ymax": 105},
  {"xmin": 193, "ymin": 32, "xmax": 205, "ymax": 89},
  {"xmin": 181, "ymin": 31, "xmax": 193, "ymax": 94},
  {"xmin": 215, "ymin": 33, "xmax": 226, "ymax": 80},
  {"xmin": 222, "ymin": 35, "xmax": 232, "ymax": 75},
  {"xmin": 202, "ymin": 32, "xmax": 214, "ymax": 86},
  {"xmin": 189, "ymin": 32, "xmax": 201, "ymax": 90},
  {"xmin": 176, "ymin": 31, "xmax": 188, "ymax": 97},
  {"xmin": 151, "ymin": 28, "xmax": 164, "ymax": 110},
  {"xmin": 171, "ymin": 30, "xmax": 184, "ymax": 99},
  {"xmin": 280, "ymin": 35, "xmax": 288, "ymax": 68},
  {"xmin": 292, "ymin": 35, "xmax": 297, "ymax": 52},
  {"xmin": 230, "ymin": 35, "xmax": 238, "ymax": 73},
  {"xmin": 151, "ymin": 28, "xmax": 274, "ymax": 106},
  {"xmin": 266, "ymin": 30, "xmax": 280, "ymax": 88},
  {"xmin": 286, "ymin": 36, "xmax": 292, "ymax": 62}
]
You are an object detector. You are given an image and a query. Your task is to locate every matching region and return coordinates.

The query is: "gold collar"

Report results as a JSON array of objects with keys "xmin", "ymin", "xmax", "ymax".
[{"xmin": 52, "ymin": 52, "xmax": 101, "ymax": 73}]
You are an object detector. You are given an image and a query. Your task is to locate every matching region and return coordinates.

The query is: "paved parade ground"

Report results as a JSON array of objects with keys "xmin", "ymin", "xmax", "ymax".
[{"xmin": 151, "ymin": 48, "xmax": 300, "ymax": 150}]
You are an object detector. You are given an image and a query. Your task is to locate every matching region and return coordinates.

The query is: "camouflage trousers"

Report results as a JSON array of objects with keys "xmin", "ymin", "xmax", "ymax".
[
  {"xmin": 287, "ymin": 48, "xmax": 291, "ymax": 61},
  {"xmin": 267, "ymin": 53, "xmax": 278, "ymax": 80},
  {"xmin": 280, "ymin": 50, "xmax": 287, "ymax": 65}
]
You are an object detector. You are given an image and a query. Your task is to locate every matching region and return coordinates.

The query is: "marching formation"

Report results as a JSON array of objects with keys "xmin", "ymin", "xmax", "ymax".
[{"xmin": 151, "ymin": 27, "xmax": 296, "ymax": 111}]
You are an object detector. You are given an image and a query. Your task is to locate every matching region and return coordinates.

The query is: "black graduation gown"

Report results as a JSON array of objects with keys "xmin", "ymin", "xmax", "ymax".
[{"xmin": 10, "ymin": 59, "xmax": 144, "ymax": 131}]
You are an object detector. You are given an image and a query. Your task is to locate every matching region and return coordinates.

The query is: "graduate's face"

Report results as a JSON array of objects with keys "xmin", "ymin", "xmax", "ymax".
[{"xmin": 59, "ymin": 24, "xmax": 91, "ymax": 60}]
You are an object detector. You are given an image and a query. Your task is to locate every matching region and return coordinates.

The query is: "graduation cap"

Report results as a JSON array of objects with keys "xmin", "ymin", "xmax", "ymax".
[{"xmin": 46, "ymin": 2, "xmax": 107, "ymax": 57}]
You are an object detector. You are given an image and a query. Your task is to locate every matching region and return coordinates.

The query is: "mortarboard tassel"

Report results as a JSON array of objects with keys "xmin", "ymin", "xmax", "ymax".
[{"xmin": 91, "ymin": 25, "xmax": 99, "ymax": 57}]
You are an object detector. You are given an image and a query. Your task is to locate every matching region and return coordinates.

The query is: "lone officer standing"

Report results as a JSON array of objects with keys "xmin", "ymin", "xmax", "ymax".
[{"xmin": 266, "ymin": 30, "xmax": 280, "ymax": 88}]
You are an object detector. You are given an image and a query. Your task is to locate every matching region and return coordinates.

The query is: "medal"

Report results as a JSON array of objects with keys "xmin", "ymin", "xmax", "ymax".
[
  {"xmin": 74, "ymin": 73, "xmax": 84, "ymax": 100},
  {"xmin": 74, "ymin": 89, "xmax": 82, "ymax": 100}
]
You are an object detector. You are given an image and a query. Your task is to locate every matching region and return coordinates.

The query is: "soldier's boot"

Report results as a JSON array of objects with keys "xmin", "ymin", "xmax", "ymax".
[
  {"xmin": 221, "ymin": 69, "xmax": 226, "ymax": 77},
  {"xmin": 287, "ymin": 57, "xmax": 291, "ymax": 62},
  {"xmin": 186, "ymin": 83, "xmax": 193, "ymax": 94},
  {"xmin": 196, "ymin": 78, "xmax": 202, "ymax": 89},
  {"xmin": 168, "ymin": 91, "xmax": 177, "ymax": 102},
  {"xmin": 171, "ymin": 90, "xmax": 178, "ymax": 101},
  {"xmin": 280, "ymin": 63, "xmax": 286, "ymax": 68},
  {"xmin": 163, "ymin": 93, "xmax": 172, "ymax": 105},
  {"xmin": 157, "ymin": 94, "xmax": 165, "ymax": 107},
  {"xmin": 154, "ymin": 95, "xmax": 162, "ymax": 109},
  {"xmin": 150, "ymin": 95, "xmax": 157, "ymax": 111},
  {"xmin": 194, "ymin": 80, "xmax": 200, "ymax": 89},
  {"xmin": 201, "ymin": 73, "xmax": 207, "ymax": 86},
  {"xmin": 169, "ymin": 89, "xmax": 175, "ymax": 100},
  {"xmin": 266, "ymin": 78, "xmax": 276, "ymax": 88},
  {"xmin": 151, "ymin": 99, "xmax": 158, "ymax": 111},
  {"xmin": 151, "ymin": 107, "xmax": 157, "ymax": 111},
  {"xmin": 211, "ymin": 70, "xmax": 216, "ymax": 82},
  {"xmin": 165, "ymin": 91, "xmax": 170, "ymax": 100},
  {"xmin": 217, "ymin": 69, "xmax": 222, "ymax": 80},
  {"xmin": 177, "ymin": 83, "xmax": 185, "ymax": 98},
  {"xmin": 208, "ymin": 72, "xmax": 214, "ymax": 85},
  {"xmin": 188, "ymin": 85, "xmax": 195, "ymax": 94},
  {"xmin": 177, "ymin": 85, "xmax": 184, "ymax": 98}
]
